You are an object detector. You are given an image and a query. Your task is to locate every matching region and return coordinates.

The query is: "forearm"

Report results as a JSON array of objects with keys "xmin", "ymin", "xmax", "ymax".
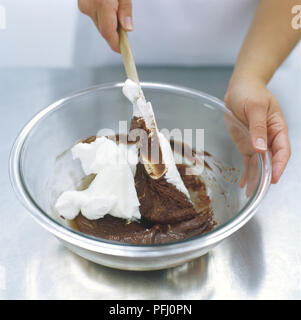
[{"xmin": 232, "ymin": 0, "xmax": 301, "ymax": 84}]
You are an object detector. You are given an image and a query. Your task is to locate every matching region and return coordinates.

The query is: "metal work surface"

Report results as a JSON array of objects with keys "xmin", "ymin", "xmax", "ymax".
[{"xmin": 0, "ymin": 66, "xmax": 300, "ymax": 299}]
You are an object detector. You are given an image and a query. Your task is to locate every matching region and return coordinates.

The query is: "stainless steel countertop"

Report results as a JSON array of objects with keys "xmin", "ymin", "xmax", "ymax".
[{"xmin": 1, "ymin": 66, "xmax": 300, "ymax": 299}]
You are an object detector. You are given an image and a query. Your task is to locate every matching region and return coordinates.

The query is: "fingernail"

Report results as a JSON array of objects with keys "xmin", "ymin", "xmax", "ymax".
[
  {"xmin": 255, "ymin": 138, "xmax": 267, "ymax": 150},
  {"xmin": 124, "ymin": 16, "xmax": 133, "ymax": 31}
]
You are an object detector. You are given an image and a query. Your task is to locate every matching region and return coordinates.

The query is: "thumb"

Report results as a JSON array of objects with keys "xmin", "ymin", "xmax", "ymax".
[
  {"xmin": 118, "ymin": 0, "xmax": 133, "ymax": 31},
  {"xmin": 245, "ymin": 100, "xmax": 268, "ymax": 153}
]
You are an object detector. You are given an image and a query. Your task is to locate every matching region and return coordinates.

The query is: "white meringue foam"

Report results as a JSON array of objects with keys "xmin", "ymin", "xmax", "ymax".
[{"xmin": 55, "ymin": 136, "xmax": 140, "ymax": 221}]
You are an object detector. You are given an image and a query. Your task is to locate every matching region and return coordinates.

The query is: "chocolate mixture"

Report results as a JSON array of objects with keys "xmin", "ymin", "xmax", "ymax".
[{"xmin": 71, "ymin": 135, "xmax": 216, "ymax": 244}]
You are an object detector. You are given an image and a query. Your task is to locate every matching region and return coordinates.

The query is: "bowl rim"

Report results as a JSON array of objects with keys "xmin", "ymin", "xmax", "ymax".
[{"xmin": 9, "ymin": 81, "xmax": 272, "ymax": 258}]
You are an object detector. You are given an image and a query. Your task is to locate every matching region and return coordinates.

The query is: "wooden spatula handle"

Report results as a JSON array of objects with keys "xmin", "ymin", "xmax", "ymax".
[{"xmin": 118, "ymin": 26, "xmax": 140, "ymax": 84}]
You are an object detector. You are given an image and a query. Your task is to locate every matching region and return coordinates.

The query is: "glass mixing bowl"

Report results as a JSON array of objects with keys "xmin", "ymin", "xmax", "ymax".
[{"xmin": 9, "ymin": 82, "xmax": 271, "ymax": 270}]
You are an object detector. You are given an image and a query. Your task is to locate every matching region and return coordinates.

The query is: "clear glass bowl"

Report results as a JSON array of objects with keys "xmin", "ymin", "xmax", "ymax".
[{"xmin": 9, "ymin": 82, "xmax": 271, "ymax": 270}]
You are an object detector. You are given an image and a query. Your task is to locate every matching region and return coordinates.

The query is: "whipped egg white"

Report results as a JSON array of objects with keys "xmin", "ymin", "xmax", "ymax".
[
  {"xmin": 55, "ymin": 79, "xmax": 190, "ymax": 221},
  {"xmin": 55, "ymin": 136, "xmax": 140, "ymax": 220}
]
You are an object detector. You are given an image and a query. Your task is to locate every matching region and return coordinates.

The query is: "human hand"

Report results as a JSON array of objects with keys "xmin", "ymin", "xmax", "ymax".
[
  {"xmin": 224, "ymin": 77, "xmax": 291, "ymax": 184},
  {"xmin": 78, "ymin": 0, "xmax": 133, "ymax": 52}
]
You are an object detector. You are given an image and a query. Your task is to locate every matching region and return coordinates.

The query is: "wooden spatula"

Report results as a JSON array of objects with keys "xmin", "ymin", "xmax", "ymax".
[{"xmin": 118, "ymin": 26, "xmax": 167, "ymax": 179}]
